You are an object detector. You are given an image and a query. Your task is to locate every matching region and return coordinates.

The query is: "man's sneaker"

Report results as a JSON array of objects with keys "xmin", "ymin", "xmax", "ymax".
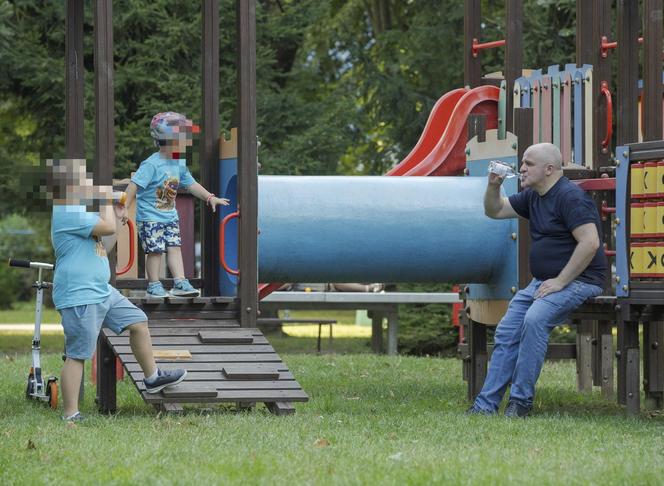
[
  {"xmin": 465, "ymin": 405, "xmax": 496, "ymax": 416},
  {"xmin": 504, "ymin": 400, "xmax": 532, "ymax": 418},
  {"xmin": 62, "ymin": 411, "xmax": 85, "ymax": 422},
  {"xmin": 170, "ymin": 279, "xmax": 200, "ymax": 297},
  {"xmin": 144, "ymin": 368, "xmax": 187, "ymax": 394},
  {"xmin": 146, "ymin": 281, "xmax": 169, "ymax": 298}
]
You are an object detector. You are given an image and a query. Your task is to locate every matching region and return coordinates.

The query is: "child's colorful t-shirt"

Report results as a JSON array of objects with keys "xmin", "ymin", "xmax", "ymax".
[
  {"xmin": 131, "ymin": 152, "xmax": 196, "ymax": 223},
  {"xmin": 51, "ymin": 205, "xmax": 112, "ymax": 309}
]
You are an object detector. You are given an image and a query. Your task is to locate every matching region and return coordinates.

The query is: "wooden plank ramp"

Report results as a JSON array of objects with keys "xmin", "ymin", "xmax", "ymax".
[{"xmin": 101, "ymin": 316, "xmax": 308, "ymax": 415}]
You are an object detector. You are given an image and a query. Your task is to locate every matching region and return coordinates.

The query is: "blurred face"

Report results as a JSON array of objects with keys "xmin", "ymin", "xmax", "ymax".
[
  {"xmin": 64, "ymin": 159, "xmax": 94, "ymax": 202},
  {"xmin": 519, "ymin": 149, "xmax": 553, "ymax": 189},
  {"xmin": 166, "ymin": 123, "xmax": 196, "ymax": 158}
]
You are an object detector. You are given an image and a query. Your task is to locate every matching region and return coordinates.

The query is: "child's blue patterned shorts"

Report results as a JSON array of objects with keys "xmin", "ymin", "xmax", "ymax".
[{"xmin": 138, "ymin": 221, "xmax": 182, "ymax": 253}]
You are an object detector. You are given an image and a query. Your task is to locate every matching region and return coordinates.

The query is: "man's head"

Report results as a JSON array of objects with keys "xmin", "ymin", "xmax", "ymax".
[
  {"xmin": 519, "ymin": 143, "xmax": 563, "ymax": 193},
  {"xmin": 150, "ymin": 112, "xmax": 199, "ymax": 157}
]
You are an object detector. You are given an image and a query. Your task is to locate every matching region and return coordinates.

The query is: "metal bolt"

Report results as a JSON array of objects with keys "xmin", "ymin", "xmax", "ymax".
[
  {"xmin": 616, "ymin": 159, "xmax": 621, "ymax": 166},
  {"xmin": 512, "ymin": 143, "xmax": 517, "ymax": 150},
  {"xmin": 245, "ymin": 306, "xmax": 252, "ymax": 313},
  {"xmin": 628, "ymin": 392, "xmax": 634, "ymax": 398},
  {"xmin": 498, "ymin": 118, "xmax": 503, "ymax": 124},
  {"xmin": 653, "ymin": 341, "xmax": 659, "ymax": 350},
  {"xmin": 586, "ymin": 76, "xmax": 590, "ymax": 82},
  {"xmin": 615, "ymin": 218, "xmax": 620, "ymax": 225},
  {"xmin": 466, "ymin": 148, "xmax": 471, "ymax": 155},
  {"xmin": 511, "ymin": 233, "xmax": 517, "ymax": 240},
  {"xmin": 514, "ymin": 89, "xmax": 518, "ymax": 94},
  {"xmin": 623, "ymin": 151, "xmax": 628, "ymax": 158},
  {"xmin": 615, "ymin": 275, "xmax": 621, "ymax": 283},
  {"xmin": 463, "ymin": 168, "xmax": 470, "ymax": 176},
  {"xmin": 615, "ymin": 350, "xmax": 622, "ymax": 358},
  {"xmin": 511, "ymin": 286, "xmax": 517, "ymax": 294},
  {"xmin": 622, "ymin": 285, "xmax": 628, "ymax": 292},
  {"xmin": 615, "ymin": 304, "xmax": 621, "ymax": 311}
]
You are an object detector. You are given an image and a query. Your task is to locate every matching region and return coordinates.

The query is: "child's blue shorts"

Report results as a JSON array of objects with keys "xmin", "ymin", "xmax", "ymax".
[
  {"xmin": 59, "ymin": 287, "xmax": 148, "ymax": 360},
  {"xmin": 137, "ymin": 221, "xmax": 181, "ymax": 254}
]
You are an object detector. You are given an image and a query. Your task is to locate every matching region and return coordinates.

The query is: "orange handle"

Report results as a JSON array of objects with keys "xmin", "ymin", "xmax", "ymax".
[
  {"xmin": 116, "ymin": 219, "xmax": 135, "ymax": 276},
  {"xmin": 219, "ymin": 211, "xmax": 240, "ymax": 276}
]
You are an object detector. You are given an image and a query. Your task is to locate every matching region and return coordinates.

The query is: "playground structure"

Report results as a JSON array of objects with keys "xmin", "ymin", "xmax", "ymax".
[{"xmin": 58, "ymin": 1, "xmax": 664, "ymax": 415}]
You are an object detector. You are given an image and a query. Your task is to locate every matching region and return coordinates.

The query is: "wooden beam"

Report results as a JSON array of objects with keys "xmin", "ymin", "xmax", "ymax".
[
  {"xmin": 464, "ymin": 0, "xmax": 481, "ymax": 88},
  {"xmin": 93, "ymin": 0, "xmax": 114, "ymax": 185},
  {"xmin": 65, "ymin": 0, "xmax": 84, "ymax": 158},
  {"xmin": 643, "ymin": 0, "xmax": 663, "ymax": 142},
  {"xmin": 201, "ymin": 0, "xmax": 220, "ymax": 297},
  {"xmin": 616, "ymin": 0, "xmax": 639, "ymax": 145},
  {"xmin": 513, "ymin": 107, "xmax": 533, "ymax": 288},
  {"xmin": 504, "ymin": 0, "xmax": 523, "ymax": 133},
  {"xmin": 237, "ymin": 0, "xmax": 258, "ymax": 327},
  {"xmin": 592, "ymin": 0, "xmax": 612, "ymax": 168},
  {"xmin": 576, "ymin": 0, "xmax": 593, "ymax": 65}
]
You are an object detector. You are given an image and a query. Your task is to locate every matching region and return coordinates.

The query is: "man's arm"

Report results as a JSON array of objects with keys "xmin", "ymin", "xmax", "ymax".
[
  {"xmin": 535, "ymin": 222, "xmax": 600, "ymax": 298},
  {"xmin": 484, "ymin": 173, "xmax": 519, "ymax": 219}
]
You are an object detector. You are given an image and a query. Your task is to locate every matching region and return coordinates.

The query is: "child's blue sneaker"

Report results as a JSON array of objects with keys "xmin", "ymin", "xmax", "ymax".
[
  {"xmin": 144, "ymin": 368, "xmax": 188, "ymax": 394},
  {"xmin": 146, "ymin": 281, "xmax": 169, "ymax": 298},
  {"xmin": 170, "ymin": 279, "xmax": 200, "ymax": 297}
]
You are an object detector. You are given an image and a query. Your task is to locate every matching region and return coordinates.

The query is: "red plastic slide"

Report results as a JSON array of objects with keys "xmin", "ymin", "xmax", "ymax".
[{"xmin": 389, "ymin": 85, "xmax": 499, "ymax": 177}]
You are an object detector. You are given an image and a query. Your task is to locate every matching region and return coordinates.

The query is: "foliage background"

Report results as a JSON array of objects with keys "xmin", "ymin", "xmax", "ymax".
[{"xmin": 0, "ymin": 0, "xmax": 578, "ymax": 352}]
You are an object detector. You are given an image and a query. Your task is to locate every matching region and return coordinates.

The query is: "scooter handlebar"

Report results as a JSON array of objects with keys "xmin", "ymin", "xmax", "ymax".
[{"xmin": 8, "ymin": 259, "xmax": 53, "ymax": 270}]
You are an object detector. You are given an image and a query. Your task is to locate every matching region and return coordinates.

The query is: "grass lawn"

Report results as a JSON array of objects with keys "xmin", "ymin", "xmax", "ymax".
[{"xmin": 2, "ymin": 343, "xmax": 664, "ymax": 484}]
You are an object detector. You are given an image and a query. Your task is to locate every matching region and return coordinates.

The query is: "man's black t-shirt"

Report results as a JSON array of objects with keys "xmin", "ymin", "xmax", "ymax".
[{"xmin": 508, "ymin": 177, "xmax": 607, "ymax": 287}]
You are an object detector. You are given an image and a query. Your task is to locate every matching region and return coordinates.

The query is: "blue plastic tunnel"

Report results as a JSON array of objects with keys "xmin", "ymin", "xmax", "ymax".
[{"xmin": 257, "ymin": 176, "xmax": 513, "ymax": 283}]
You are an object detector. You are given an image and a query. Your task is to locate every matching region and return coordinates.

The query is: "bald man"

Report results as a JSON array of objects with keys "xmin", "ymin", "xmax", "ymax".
[{"xmin": 468, "ymin": 143, "xmax": 607, "ymax": 417}]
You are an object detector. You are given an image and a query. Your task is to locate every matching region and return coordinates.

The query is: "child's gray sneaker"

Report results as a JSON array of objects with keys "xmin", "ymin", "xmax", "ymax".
[
  {"xmin": 144, "ymin": 368, "xmax": 187, "ymax": 394},
  {"xmin": 170, "ymin": 279, "xmax": 200, "ymax": 297},
  {"xmin": 146, "ymin": 281, "xmax": 169, "ymax": 298}
]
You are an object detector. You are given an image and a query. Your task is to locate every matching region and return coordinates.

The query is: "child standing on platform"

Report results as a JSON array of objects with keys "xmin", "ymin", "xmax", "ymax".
[{"xmin": 121, "ymin": 112, "xmax": 229, "ymax": 297}]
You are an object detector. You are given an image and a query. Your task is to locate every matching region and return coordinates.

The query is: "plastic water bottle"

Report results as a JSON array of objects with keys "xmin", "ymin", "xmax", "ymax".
[
  {"xmin": 488, "ymin": 160, "xmax": 517, "ymax": 179},
  {"xmin": 112, "ymin": 191, "xmax": 127, "ymax": 205}
]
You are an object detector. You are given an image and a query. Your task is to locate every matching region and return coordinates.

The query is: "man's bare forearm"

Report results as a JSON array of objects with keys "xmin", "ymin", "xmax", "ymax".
[
  {"xmin": 556, "ymin": 240, "xmax": 598, "ymax": 286},
  {"xmin": 484, "ymin": 183, "xmax": 503, "ymax": 218}
]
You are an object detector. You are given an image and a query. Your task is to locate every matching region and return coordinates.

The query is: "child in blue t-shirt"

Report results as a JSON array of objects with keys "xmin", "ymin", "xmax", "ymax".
[
  {"xmin": 121, "ymin": 112, "xmax": 229, "ymax": 297},
  {"xmin": 49, "ymin": 159, "xmax": 187, "ymax": 421}
]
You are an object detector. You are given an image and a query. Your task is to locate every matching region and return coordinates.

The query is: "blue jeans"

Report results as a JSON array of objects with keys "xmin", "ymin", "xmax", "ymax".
[{"xmin": 473, "ymin": 278, "xmax": 603, "ymax": 412}]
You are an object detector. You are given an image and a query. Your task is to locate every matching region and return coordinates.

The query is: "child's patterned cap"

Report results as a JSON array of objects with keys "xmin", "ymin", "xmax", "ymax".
[{"xmin": 150, "ymin": 112, "xmax": 200, "ymax": 140}]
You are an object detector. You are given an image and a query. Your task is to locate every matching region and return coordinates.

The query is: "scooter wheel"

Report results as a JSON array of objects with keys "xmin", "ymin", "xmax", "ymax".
[
  {"xmin": 46, "ymin": 378, "xmax": 58, "ymax": 410},
  {"xmin": 25, "ymin": 368, "xmax": 35, "ymax": 399}
]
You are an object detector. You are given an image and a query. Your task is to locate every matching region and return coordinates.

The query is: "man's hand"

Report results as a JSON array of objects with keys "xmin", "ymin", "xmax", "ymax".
[
  {"xmin": 535, "ymin": 278, "xmax": 566, "ymax": 299},
  {"xmin": 488, "ymin": 172, "xmax": 505, "ymax": 187},
  {"xmin": 209, "ymin": 197, "xmax": 230, "ymax": 213}
]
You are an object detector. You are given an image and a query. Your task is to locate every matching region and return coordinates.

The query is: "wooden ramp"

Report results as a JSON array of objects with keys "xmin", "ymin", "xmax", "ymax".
[{"xmin": 97, "ymin": 297, "xmax": 308, "ymax": 415}]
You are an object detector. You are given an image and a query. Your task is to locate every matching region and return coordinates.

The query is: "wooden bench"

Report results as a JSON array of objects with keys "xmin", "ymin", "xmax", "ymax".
[{"xmin": 257, "ymin": 318, "xmax": 337, "ymax": 353}]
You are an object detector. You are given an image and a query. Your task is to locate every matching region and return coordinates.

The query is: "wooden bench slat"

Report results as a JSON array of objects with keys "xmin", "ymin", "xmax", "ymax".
[
  {"xmin": 222, "ymin": 364, "xmax": 281, "ymax": 380},
  {"xmin": 142, "ymin": 389, "xmax": 309, "ymax": 403},
  {"xmin": 113, "ymin": 344, "xmax": 275, "ymax": 354},
  {"xmin": 107, "ymin": 335, "xmax": 266, "ymax": 346},
  {"xmin": 198, "ymin": 330, "xmax": 254, "ymax": 344},
  {"xmin": 113, "ymin": 328, "xmax": 260, "ymax": 337},
  {"xmin": 120, "ymin": 354, "xmax": 283, "ymax": 366},
  {"xmin": 135, "ymin": 380, "xmax": 300, "ymax": 391},
  {"xmin": 160, "ymin": 385, "xmax": 218, "ymax": 398},
  {"xmin": 129, "ymin": 370, "xmax": 295, "ymax": 381}
]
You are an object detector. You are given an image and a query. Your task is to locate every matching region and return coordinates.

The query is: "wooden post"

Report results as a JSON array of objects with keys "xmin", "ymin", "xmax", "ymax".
[
  {"xmin": 576, "ymin": 1, "xmax": 593, "ymax": 66},
  {"xmin": 93, "ymin": 0, "xmax": 116, "ymax": 412},
  {"xmin": 468, "ymin": 319, "xmax": 487, "ymax": 401},
  {"xmin": 599, "ymin": 320, "xmax": 614, "ymax": 399},
  {"xmin": 642, "ymin": 0, "xmax": 664, "ymax": 411},
  {"xmin": 504, "ymin": 0, "xmax": 523, "ymax": 133},
  {"xmin": 237, "ymin": 0, "xmax": 258, "ymax": 327},
  {"xmin": 96, "ymin": 334, "xmax": 117, "ymax": 413},
  {"xmin": 65, "ymin": 0, "xmax": 84, "ymax": 158},
  {"xmin": 387, "ymin": 312, "xmax": 399, "ymax": 356},
  {"xmin": 616, "ymin": 0, "xmax": 639, "ymax": 145},
  {"xmin": 591, "ymin": 0, "xmax": 612, "ymax": 168},
  {"xmin": 370, "ymin": 312, "xmax": 383, "ymax": 353},
  {"xmin": 576, "ymin": 320, "xmax": 593, "ymax": 392},
  {"xmin": 513, "ymin": 107, "xmax": 533, "ymax": 289},
  {"xmin": 201, "ymin": 0, "xmax": 220, "ymax": 297},
  {"xmin": 464, "ymin": 0, "xmax": 481, "ymax": 88}
]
